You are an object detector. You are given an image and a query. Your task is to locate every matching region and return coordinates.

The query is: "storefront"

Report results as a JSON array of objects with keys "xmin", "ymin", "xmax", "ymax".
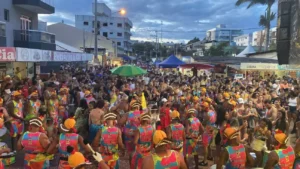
[
  {"xmin": 240, "ymin": 63, "xmax": 279, "ymax": 78},
  {"xmin": 0, "ymin": 47, "xmax": 16, "ymax": 78},
  {"xmin": 278, "ymin": 65, "xmax": 300, "ymax": 78}
]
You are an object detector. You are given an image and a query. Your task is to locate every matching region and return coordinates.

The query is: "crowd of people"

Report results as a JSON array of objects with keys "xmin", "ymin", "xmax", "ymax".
[{"xmin": 0, "ymin": 65, "xmax": 299, "ymax": 169}]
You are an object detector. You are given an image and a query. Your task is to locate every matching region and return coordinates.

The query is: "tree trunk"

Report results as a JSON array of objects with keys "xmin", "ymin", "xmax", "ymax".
[{"xmin": 264, "ymin": 5, "xmax": 271, "ymax": 51}]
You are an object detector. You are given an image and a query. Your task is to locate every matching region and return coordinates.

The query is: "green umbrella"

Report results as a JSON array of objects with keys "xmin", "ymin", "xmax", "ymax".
[{"xmin": 110, "ymin": 65, "xmax": 147, "ymax": 77}]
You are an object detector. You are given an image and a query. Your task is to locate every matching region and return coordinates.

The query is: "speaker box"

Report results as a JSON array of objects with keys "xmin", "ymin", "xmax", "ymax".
[{"xmin": 277, "ymin": 1, "xmax": 292, "ymax": 65}]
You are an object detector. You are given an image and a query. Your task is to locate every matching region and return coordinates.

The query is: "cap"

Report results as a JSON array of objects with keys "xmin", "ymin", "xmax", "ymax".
[
  {"xmin": 205, "ymin": 97, "xmax": 212, "ymax": 104},
  {"xmin": 140, "ymin": 113, "xmax": 151, "ymax": 121},
  {"xmin": 229, "ymin": 99, "xmax": 237, "ymax": 106},
  {"xmin": 103, "ymin": 112, "xmax": 117, "ymax": 121},
  {"xmin": 170, "ymin": 110, "xmax": 180, "ymax": 119},
  {"xmin": 223, "ymin": 92, "xmax": 230, "ymax": 99},
  {"xmin": 161, "ymin": 98, "xmax": 168, "ymax": 103},
  {"xmin": 201, "ymin": 102, "xmax": 209, "ymax": 108},
  {"xmin": 64, "ymin": 118, "xmax": 76, "ymax": 130},
  {"xmin": 201, "ymin": 87, "xmax": 206, "ymax": 93},
  {"xmin": 153, "ymin": 130, "xmax": 172, "ymax": 148},
  {"xmin": 193, "ymin": 96, "xmax": 199, "ymax": 101},
  {"xmin": 237, "ymin": 98, "xmax": 244, "ymax": 104},
  {"xmin": 224, "ymin": 127, "xmax": 239, "ymax": 140},
  {"xmin": 187, "ymin": 108, "xmax": 196, "ymax": 114},
  {"xmin": 67, "ymin": 146, "xmax": 87, "ymax": 168},
  {"xmin": 29, "ymin": 118, "xmax": 43, "ymax": 127},
  {"xmin": 274, "ymin": 129, "xmax": 288, "ymax": 145},
  {"xmin": 84, "ymin": 90, "xmax": 91, "ymax": 96}
]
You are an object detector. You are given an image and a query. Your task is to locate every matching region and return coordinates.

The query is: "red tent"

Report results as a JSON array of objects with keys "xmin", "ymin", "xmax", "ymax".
[{"xmin": 180, "ymin": 63, "xmax": 214, "ymax": 69}]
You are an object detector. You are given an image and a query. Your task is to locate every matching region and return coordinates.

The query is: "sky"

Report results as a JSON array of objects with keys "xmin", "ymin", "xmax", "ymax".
[{"xmin": 40, "ymin": 0, "xmax": 278, "ymax": 43}]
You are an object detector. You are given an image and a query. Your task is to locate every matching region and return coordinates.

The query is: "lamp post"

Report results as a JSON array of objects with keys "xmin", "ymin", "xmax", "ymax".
[{"xmin": 111, "ymin": 8, "xmax": 126, "ymax": 59}]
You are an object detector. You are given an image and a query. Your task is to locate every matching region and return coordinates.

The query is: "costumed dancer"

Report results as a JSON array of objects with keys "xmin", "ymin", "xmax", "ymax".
[
  {"xmin": 265, "ymin": 130, "xmax": 295, "ymax": 169},
  {"xmin": 84, "ymin": 90, "xmax": 95, "ymax": 105},
  {"xmin": 17, "ymin": 118, "xmax": 55, "ymax": 169},
  {"xmin": 141, "ymin": 130, "xmax": 187, "ymax": 169},
  {"xmin": 58, "ymin": 87, "xmax": 69, "ymax": 108},
  {"xmin": 58, "ymin": 117, "xmax": 89, "ymax": 169},
  {"xmin": 47, "ymin": 91, "xmax": 59, "ymax": 127},
  {"xmin": 93, "ymin": 113, "xmax": 124, "ymax": 169},
  {"xmin": 216, "ymin": 127, "xmax": 254, "ymax": 169},
  {"xmin": 184, "ymin": 108, "xmax": 203, "ymax": 169},
  {"xmin": 131, "ymin": 113, "xmax": 153, "ymax": 169},
  {"xmin": 25, "ymin": 91, "xmax": 41, "ymax": 120},
  {"xmin": 200, "ymin": 101, "xmax": 217, "ymax": 166},
  {"xmin": 118, "ymin": 101, "xmax": 141, "ymax": 167},
  {"xmin": 166, "ymin": 110, "xmax": 185, "ymax": 153},
  {"xmin": 7, "ymin": 91, "xmax": 24, "ymax": 151}
]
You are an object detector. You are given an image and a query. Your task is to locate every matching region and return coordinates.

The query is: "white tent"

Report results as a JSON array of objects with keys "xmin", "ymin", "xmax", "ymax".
[{"xmin": 236, "ymin": 44, "xmax": 256, "ymax": 57}]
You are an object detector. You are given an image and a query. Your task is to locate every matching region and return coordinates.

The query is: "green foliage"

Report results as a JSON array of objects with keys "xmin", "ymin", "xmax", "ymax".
[
  {"xmin": 206, "ymin": 42, "xmax": 230, "ymax": 56},
  {"xmin": 269, "ymin": 42, "xmax": 277, "ymax": 50},
  {"xmin": 187, "ymin": 37, "xmax": 200, "ymax": 45}
]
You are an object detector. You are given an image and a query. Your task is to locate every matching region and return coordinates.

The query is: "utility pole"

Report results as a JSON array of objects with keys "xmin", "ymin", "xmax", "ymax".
[
  {"xmin": 155, "ymin": 30, "xmax": 158, "ymax": 60},
  {"xmin": 94, "ymin": 0, "xmax": 98, "ymax": 65},
  {"xmin": 83, "ymin": 29, "xmax": 86, "ymax": 52}
]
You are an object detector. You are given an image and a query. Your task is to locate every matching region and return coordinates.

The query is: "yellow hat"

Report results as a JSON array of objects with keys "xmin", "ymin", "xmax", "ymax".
[
  {"xmin": 274, "ymin": 130, "xmax": 288, "ymax": 144},
  {"xmin": 64, "ymin": 118, "xmax": 76, "ymax": 130},
  {"xmin": 205, "ymin": 97, "xmax": 212, "ymax": 104},
  {"xmin": 171, "ymin": 110, "xmax": 180, "ymax": 119},
  {"xmin": 193, "ymin": 96, "xmax": 199, "ymax": 101},
  {"xmin": 224, "ymin": 127, "xmax": 239, "ymax": 139},
  {"xmin": 153, "ymin": 130, "xmax": 171, "ymax": 148},
  {"xmin": 30, "ymin": 91, "xmax": 38, "ymax": 97},
  {"xmin": 12, "ymin": 91, "xmax": 21, "ymax": 96},
  {"xmin": 67, "ymin": 146, "xmax": 86, "ymax": 168},
  {"xmin": 140, "ymin": 113, "xmax": 151, "ymax": 121},
  {"xmin": 84, "ymin": 90, "xmax": 91, "ymax": 96},
  {"xmin": 235, "ymin": 94, "xmax": 241, "ymax": 99},
  {"xmin": 201, "ymin": 87, "xmax": 206, "ymax": 93},
  {"xmin": 223, "ymin": 92, "xmax": 230, "ymax": 99},
  {"xmin": 187, "ymin": 108, "xmax": 196, "ymax": 114},
  {"xmin": 201, "ymin": 102, "xmax": 209, "ymax": 108},
  {"xmin": 229, "ymin": 99, "xmax": 237, "ymax": 107}
]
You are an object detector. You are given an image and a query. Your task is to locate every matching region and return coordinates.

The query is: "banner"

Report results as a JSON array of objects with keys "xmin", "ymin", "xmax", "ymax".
[
  {"xmin": 16, "ymin": 48, "xmax": 53, "ymax": 62},
  {"xmin": 0, "ymin": 47, "xmax": 16, "ymax": 61},
  {"xmin": 240, "ymin": 63, "xmax": 278, "ymax": 70},
  {"xmin": 81, "ymin": 53, "xmax": 93, "ymax": 61},
  {"xmin": 53, "ymin": 52, "xmax": 93, "ymax": 62}
]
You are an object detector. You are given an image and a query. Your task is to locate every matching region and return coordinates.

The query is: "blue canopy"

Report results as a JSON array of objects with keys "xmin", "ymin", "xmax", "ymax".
[
  {"xmin": 153, "ymin": 59, "xmax": 161, "ymax": 65},
  {"xmin": 158, "ymin": 55, "xmax": 185, "ymax": 68}
]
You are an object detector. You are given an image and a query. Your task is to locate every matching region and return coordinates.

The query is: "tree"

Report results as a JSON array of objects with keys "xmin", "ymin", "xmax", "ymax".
[
  {"xmin": 206, "ymin": 42, "xmax": 230, "ymax": 56},
  {"xmin": 236, "ymin": 0, "xmax": 276, "ymax": 51},
  {"xmin": 269, "ymin": 42, "xmax": 276, "ymax": 50},
  {"xmin": 187, "ymin": 37, "xmax": 200, "ymax": 45}
]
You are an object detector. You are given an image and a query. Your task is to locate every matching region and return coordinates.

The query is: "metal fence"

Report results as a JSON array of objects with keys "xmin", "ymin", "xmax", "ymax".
[{"xmin": 14, "ymin": 30, "xmax": 55, "ymax": 43}]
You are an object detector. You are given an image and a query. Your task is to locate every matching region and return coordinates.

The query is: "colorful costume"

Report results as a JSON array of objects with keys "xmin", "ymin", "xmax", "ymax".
[
  {"xmin": 58, "ymin": 133, "xmax": 79, "ymax": 169},
  {"xmin": 10, "ymin": 100, "xmax": 24, "ymax": 137},
  {"xmin": 152, "ymin": 150, "xmax": 180, "ymax": 169},
  {"xmin": 170, "ymin": 123, "xmax": 184, "ymax": 153},
  {"xmin": 225, "ymin": 144, "xmax": 246, "ymax": 169},
  {"xmin": 58, "ymin": 94, "xmax": 68, "ymax": 107},
  {"xmin": 89, "ymin": 124, "xmax": 103, "ymax": 143},
  {"xmin": 21, "ymin": 131, "xmax": 53, "ymax": 169},
  {"xmin": 48, "ymin": 99, "xmax": 59, "ymax": 126},
  {"xmin": 0, "ymin": 116, "xmax": 15, "ymax": 168},
  {"xmin": 293, "ymin": 139, "xmax": 300, "ymax": 169},
  {"xmin": 99, "ymin": 126, "xmax": 119, "ymax": 169},
  {"xmin": 274, "ymin": 146, "xmax": 295, "ymax": 169},
  {"xmin": 202, "ymin": 110, "xmax": 217, "ymax": 147},
  {"xmin": 25, "ymin": 100, "xmax": 41, "ymax": 120},
  {"xmin": 184, "ymin": 117, "xmax": 201, "ymax": 157},
  {"xmin": 131, "ymin": 125, "xmax": 153, "ymax": 169},
  {"xmin": 124, "ymin": 110, "xmax": 141, "ymax": 153}
]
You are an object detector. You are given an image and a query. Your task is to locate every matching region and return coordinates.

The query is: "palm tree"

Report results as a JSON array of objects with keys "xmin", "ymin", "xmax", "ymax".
[{"xmin": 236, "ymin": 0, "xmax": 276, "ymax": 51}]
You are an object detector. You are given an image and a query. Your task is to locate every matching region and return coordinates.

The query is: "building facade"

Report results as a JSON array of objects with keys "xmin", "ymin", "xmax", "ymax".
[
  {"xmin": 0, "ymin": 0, "xmax": 55, "ymax": 50},
  {"xmin": 75, "ymin": 3, "xmax": 133, "ymax": 54},
  {"xmin": 233, "ymin": 33, "xmax": 252, "ymax": 46},
  {"xmin": 206, "ymin": 24, "xmax": 243, "ymax": 43},
  {"xmin": 252, "ymin": 27, "xmax": 277, "ymax": 47}
]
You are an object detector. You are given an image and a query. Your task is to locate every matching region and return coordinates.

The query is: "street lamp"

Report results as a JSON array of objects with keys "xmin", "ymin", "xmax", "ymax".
[{"xmin": 112, "ymin": 9, "xmax": 126, "ymax": 16}]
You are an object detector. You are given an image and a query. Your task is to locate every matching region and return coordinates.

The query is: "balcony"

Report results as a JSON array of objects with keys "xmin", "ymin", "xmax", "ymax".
[
  {"xmin": 13, "ymin": 0, "xmax": 55, "ymax": 14},
  {"xmin": 14, "ymin": 30, "xmax": 55, "ymax": 50}
]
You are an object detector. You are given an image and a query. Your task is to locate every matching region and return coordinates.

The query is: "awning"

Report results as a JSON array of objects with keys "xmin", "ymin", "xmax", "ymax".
[{"xmin": 179, "ymin": 63, "xmax": 214, "ymax": 69}]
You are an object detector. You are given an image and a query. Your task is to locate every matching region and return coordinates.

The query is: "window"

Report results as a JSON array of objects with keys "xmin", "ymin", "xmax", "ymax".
[
  {"xmin": 103, "ymin": 32, "xmax": 108, "ymax": 37},
  {"xmin": 110, "ymin": 23, "xmax": 113, "ymax": 25},
  {"xmin": 117, "ymin": 23, "xmax": 122, "ymax": 27},
  {"xmin": 103, "ymin": 23, "xmax": 108, "ymax": 26},
  {"xmin": 110, "ymin": 32, "xmax": 113, "ymax": 35},
  {"xmin": 4, "ymin": 9, "xmax": 9, "ymax": 22},
  {"xmin": 117, "ymin": 33, "xmax": 122, "ymax": 37},
  {"xmin": 117, "ymin": 42, "xmax": 121, "ymax": 46},
  {"xmin": 83, "ymin": 21, "xmax": 89, "ymax": 25},
  {"xmin": 0, "ymin": 23, "xmax": 5, "ymax": 37}
]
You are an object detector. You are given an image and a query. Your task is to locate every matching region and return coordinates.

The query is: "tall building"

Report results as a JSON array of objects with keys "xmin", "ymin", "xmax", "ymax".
[
  {"xmin": 233, "ymin": 33, "xmax": 253, "ymax": 46},
  {"xmin": 252, "ymin": 27, "xmax": 277, "ymax": 47},
  {"xmin": 75, "ymin": 3, "xmax": 133, "ymax": 54},
  {"xmin": 206, "ymin": 24, "xmax": 243, "ymax": 43},
  {"xmin": 0, "ymin": 0, "xmax": 55, "ymax": 50}
]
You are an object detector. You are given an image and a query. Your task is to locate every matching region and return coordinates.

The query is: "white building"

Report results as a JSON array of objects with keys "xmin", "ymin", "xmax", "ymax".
[
  {"xmin": 252, "ymin": 27, "xmax": 277, "ymax": 47},
  {"xmin": 234, "ymin": 33, "xmax": 252, "ymax": 46},
  {"xmin": 206, "ymin": 24, "xmax": 243, "ymax": 42},
  {"xmin": 75, "ymin": 3, "xmax": 133, "ymax": 54}
]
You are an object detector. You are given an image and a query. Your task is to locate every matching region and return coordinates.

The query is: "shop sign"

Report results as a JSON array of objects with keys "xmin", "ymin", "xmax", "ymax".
[
  {"xmin": 0, "ymin": 47, "xmax": 16, "ymax": 61},
  {"xmin": 240, "ymin": 63, "xmax": 278, "ymax": 70},
  {"xmin": 81, "ymin": 53, "xmax": 93, "ymax": 61},
  {"xmin": 53, "ymin": 51, "xmax": 82, "ymax": 62},
  {"xmin": 16, "ymin": 48, "xmax": 53, "ymax": 62},
  {"xmin": 278, "ymin": 65, "xmax": 300, "ymax": 70}
]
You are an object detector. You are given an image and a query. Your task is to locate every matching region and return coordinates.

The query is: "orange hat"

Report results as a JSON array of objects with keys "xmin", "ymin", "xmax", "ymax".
[
  {"xmin": 12, "ymin": 91, "xmax": 21, "ymax": 96},
  {"xmin": 64, "ymin": 117, "xmax": 76, "ymax": 130},
  {"xmin": 229, "ymin": 99, "xmax": 237, "ymax": 107},
  {"xmin": 201, "ymin": 102, "xmax": 209, "ymax": 108},
  {"xmin": 171, "ymin": 110, "xmax": 180, "ymax": 119},
  {"xmin": 193, "ymin": 96, "xmax": 199, "ymax": 101},
  {"xmin": 30, "ymin": 91, "xmax": 39, "ymax": 97},
  {"xmin": 153, "ymin": 130, "xmax": 172, "ymax": 147},
  {"xmin": 67, "ymin": 146, "xmax": 88, "ymax": 168},
  {"xmin": 223, "ymin": 92, "xmax": 230, "ymax": 99},
  {"xmin": 84, "ymin": 90, "xmax": 91, "ymax": 96},
  {"xmin": 205, "ymin": 97, "xmax": 212, "ymax": 104},
  {"xmin": 224, "ymin": 127, "xmax": 239, "ymax": 139},
  {"xmin": 274, "ymin": 129, "xmax": 288, "ymax": 144},
  {"xmin": 201, "ymin": 87, "xmax": 206, "ymax": 93}
]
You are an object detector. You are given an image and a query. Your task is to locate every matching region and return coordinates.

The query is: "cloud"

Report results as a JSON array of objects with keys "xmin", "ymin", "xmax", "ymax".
[{"xmin": 41, "ymin": 0, "xmax": 278, "ymax": 42}]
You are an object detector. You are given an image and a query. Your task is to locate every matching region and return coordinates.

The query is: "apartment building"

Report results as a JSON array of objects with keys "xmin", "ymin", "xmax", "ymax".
[
  {"xmin": 0, "ymin": 0, "xmax": 55, "ymax": 50},
  {"xmin": 75, "ymin": 3, "xmax": 133, "ymax": 54},
  {"xmin": 252, "ymin": 27, "xmax": 277, "ymax": 47},
  {"xmin": 206, "ymin": 24, "xmax": 243, "ymax": 42},
  {"xmin": 233, "ymin": 33, "xmax": 253, "ymax": 46}
]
